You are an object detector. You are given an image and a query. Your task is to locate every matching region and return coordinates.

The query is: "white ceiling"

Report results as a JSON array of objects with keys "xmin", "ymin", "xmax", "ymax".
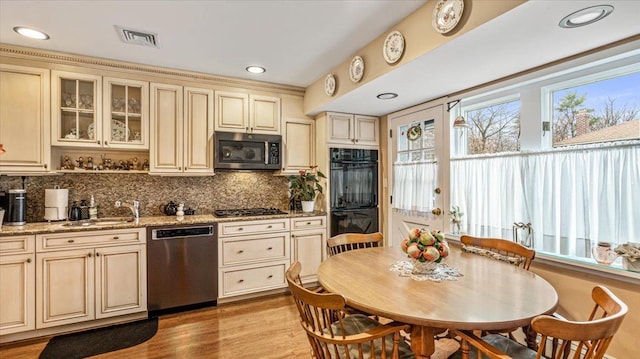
[{"xmin": 1, "ymin": 0, "xmax": 639, "ymax": 117}]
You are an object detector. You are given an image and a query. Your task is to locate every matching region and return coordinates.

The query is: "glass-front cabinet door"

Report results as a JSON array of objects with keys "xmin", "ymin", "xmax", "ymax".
[
  {"xmin": 103, "ymin": 78, "xmax": 149, "ymax": 149},
  {"xmin": 51, "ymin": 71, "xmax": 102, "ymax": 147}
]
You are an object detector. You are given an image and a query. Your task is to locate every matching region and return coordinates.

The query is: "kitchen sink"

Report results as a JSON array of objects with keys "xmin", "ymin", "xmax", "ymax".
[{"xmin": 61, "ymin": 217, "xmax": 134, "ymax": 227}]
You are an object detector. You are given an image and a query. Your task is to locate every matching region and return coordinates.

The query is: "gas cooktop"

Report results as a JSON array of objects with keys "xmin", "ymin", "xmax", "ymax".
[{"xmin": 213, "ymin": 208, "xmax": 288, "ymax": 218}]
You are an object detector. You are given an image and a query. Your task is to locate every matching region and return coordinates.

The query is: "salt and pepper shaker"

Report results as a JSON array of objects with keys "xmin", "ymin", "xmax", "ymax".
[{"xmin": 176, "ymin": 203, "xmax": 185, "ymax": 221}]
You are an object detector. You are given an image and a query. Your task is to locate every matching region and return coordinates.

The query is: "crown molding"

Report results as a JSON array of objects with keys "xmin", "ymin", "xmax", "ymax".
[{"xmin": 0, "ymin": 43, "xmax": 306, "ymax": 96}]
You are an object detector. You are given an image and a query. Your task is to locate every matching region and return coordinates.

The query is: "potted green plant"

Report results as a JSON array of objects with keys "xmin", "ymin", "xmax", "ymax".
[{"xmin": 288, "ymin": 166, "xmax": 326, "ymax": 212}]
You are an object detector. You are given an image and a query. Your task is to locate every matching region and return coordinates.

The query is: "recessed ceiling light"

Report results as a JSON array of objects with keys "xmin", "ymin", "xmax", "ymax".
[
  {"xmin": 559, "ymin": 5, "xmax": 613, "ymax": 28},
  {"xmin": 377, "ymin": 93, "xmax": 398, "ymax": 100},
  {"xmin": 13, "ymin": 26, "xmax": 50, "ymax": 40},
  {"xmin": 246, "ymin": 66, "xmax": 266, "ymax": 74}
]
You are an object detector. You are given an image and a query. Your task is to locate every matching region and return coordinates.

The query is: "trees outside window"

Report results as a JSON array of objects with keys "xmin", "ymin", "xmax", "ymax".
[{"xmin": 465, "ymin": 99, "xmax": 520, "ymax": 155}]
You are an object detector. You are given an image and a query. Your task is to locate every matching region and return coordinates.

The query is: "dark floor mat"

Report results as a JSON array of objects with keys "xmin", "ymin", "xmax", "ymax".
[{"xmin": 39, "ymin": 317, "xmax": 158, "ymax": 359}]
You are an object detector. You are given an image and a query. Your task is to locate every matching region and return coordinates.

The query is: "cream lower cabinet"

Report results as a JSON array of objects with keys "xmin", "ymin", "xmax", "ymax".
[
  {"xmin": 290, "ymin": 216, "xmax": 327, "ymax": 284},
  {"xmin": 35, "ymin": 228, "xmax": 146, "ymax": 329},
  {"xmin": 0, "ymin": 64, "xmax": 51, "ymax": 174},
  {"xmin": 218, "ymin": 218, "xmax": 290, "ymax": 299},
  {"xmin": 150, "ymin": 83, "xmax": 214, "ymax": 174},
  {"xmin": 282, "ymin": 117, "xmax": 315, "ymax": 175},
  {"xmin": 0, "ymin": 235, "xmax": 35, "ymax": 335}
]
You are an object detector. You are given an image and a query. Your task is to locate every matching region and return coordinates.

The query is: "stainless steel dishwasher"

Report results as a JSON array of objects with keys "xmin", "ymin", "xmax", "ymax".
[{"xmin": 147, "ymin": 224, "xmax": 217, "ymax": 313}]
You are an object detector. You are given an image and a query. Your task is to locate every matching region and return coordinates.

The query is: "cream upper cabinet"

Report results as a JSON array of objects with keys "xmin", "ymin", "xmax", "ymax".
[
  {"xmin": 327, "ymin": 112, "xmax": 379, "ymax": 147},
  {"xmin": 0, "ymin": 64, "xmax": 51, "ymax": 173},
  {"xmin": 215, "ymin": 91, "xmax": 281, "ymax": 134},
  {"xmin": 0, "ymin": 235, "xmax": 35, "ymax": 335},
  {"xmin": 102, "ymin": 77, "xmax": 149, "ymax": 149},
  {"xmin": 51, "ymin": 70, "xmax": 102, "ymax": 147},
  {"xmin": 282, "ymin": 117, "xmax": 315, "ymax": 174},
  {"xmin": 150, "ymin": 83, "xmax": 214, "ymax": 175}
]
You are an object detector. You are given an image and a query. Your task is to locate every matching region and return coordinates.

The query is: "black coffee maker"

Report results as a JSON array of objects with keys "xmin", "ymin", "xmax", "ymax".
[{"xmin": 0, "ymin": 189, "xmax": 27, "ymax": 226}]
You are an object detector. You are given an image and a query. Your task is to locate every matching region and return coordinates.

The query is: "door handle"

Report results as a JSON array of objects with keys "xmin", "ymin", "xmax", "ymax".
[{"xmin": 432, "ymin": 208, "xmax": 442, "ymax": 216}]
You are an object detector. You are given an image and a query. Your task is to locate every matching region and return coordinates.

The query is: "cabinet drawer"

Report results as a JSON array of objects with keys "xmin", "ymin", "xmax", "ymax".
[
  {"xmin": 221, "ymin": 234, "xmax": 288, "ymax": 266},
  {"xmin": 0, "ymin": 235, "xmax": 35, "ymax": 255},
  {"xmin": 291, "ymin": 216, "xmax": 326, "ymax": 231},
  {"xmin": 37, "ymin": 228, "xmax": 145, "ymax": 251},
  {"xmin": 221, "ymin": 262, "xmax": 287, "ymax": 297},
  {"xmin": 219, "ymin": 218, "xmax": 289, "ymax": 237}
]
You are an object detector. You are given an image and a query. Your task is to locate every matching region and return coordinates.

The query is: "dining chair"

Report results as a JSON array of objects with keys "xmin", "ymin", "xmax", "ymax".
[
  {"xmin": 449, "ymin": 285, "xmax": 628, "ymax": 359},
  {"xmin": 286, "ymin": 261, "xmax": 415, "ymax": 359},
  {"xmin": 327, "ymin": 232, "xmax": 384, "ymax": 257},
  {"xmin": 460, "ymin": 235, "xmax": 535, "ymax": 270}
]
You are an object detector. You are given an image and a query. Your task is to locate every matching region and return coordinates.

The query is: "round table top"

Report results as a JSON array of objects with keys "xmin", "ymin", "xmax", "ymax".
[{"xmin": 317, "ymin": 246, "xmax": 558, "ymax": 331}]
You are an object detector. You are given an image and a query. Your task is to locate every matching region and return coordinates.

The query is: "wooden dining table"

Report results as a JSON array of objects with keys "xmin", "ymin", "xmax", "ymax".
[{"xmin": 317, "ymin": 245, "xmax": 559, "ymax": 359}]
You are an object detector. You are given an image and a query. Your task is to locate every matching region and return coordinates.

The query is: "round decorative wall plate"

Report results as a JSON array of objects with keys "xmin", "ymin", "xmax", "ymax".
[
  {"xmin": 432, "ymin": 0, "xmax": 464, "ymax": 34},
  {"xmin": 324, "ymin": 74, "xmax": 336, "ymax": 96},
  {"xmin": 383, "ymin": 30, "xmax": 405, "ymax": 64},
  {"xmin": 349, "ymin": 56, "xmax": 365, "ymax": 83}
]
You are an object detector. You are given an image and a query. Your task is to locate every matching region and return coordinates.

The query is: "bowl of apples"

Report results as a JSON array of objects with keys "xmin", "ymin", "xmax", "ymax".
[{"xmin": 401, "ymin": 228, "xmax": 450, "ymax": 274}]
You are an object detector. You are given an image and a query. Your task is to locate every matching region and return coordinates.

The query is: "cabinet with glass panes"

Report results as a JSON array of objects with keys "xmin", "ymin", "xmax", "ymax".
[
  {"xmin": 102, "ymin": 77, "xmax": 149, "ymax": 149},
  {"xmin": 51, "ymin": 71, "xmax": 102, "ymax": 147}
]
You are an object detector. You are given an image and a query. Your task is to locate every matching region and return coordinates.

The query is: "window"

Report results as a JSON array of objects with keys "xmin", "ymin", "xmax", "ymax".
[
  {"xmin": 450, "ymin": 49, "xmax": 640, "ymax": 269},
  {"xmin": 464, "ymin": 98, "xmax": 521, "ymax": 155},
  {"xmin": 550, "ymin": 70, "xmax": 640, "ymax": 147}
]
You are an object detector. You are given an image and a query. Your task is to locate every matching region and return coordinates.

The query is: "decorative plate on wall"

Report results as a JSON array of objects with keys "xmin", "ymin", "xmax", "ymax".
[
  {"xmin": 325, "ymin": 74, "xmax": 336, "ymax": 96},
  {"xmin": 432, "ymin": 0, "xmax": 464, "ymax": 34},
  {"xmin": 383, "ymin": 30, "xmax": 405, "ymax": 64},
  {"xmin": 349, "ymin": 56, "xmax": 365, "ymax": 83}
]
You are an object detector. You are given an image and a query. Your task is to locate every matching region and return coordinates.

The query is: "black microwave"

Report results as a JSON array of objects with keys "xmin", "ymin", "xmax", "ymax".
[{"xmin": 214, "ymin": 131, "xmax": 282, "ymax": 170}]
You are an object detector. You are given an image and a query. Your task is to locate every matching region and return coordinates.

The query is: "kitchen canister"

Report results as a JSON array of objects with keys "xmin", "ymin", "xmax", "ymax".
[{"xmin": 44, "ymin": 187, "xmax": 69, "ymax": 221}]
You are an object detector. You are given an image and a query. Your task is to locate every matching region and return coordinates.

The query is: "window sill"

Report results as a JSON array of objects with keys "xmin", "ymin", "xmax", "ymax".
[{"xmin": 444, "ymin": 233, "xmax": 640, "ymax": 285}]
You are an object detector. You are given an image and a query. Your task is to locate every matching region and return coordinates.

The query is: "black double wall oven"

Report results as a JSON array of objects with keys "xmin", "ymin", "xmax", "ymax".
[{"xmin": 330, "ymin": 148, "xmax": 379, "ymax": 237}]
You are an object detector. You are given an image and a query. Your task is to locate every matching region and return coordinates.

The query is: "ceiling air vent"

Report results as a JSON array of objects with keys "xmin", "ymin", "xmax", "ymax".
[{"xmin": 114, "ymin": 25, "xmax": 160, "ymax": 48}]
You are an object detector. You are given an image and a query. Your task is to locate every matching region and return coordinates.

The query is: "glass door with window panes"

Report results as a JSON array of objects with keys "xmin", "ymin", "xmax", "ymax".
[
  {"xmin": 51, "ymin": 71, "xmax": 102, "ymax": 147},
  {"xmin": 103, "ymin": 78, "xmax": 149, "ymax": 149}
]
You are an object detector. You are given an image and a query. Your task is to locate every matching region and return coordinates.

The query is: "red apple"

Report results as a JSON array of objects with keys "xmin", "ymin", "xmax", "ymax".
[
  {"xmin": 422, "ymin": 246, "xmax": 440, "ymax": 262},
  {"xmin": 419, "ymin": 231, "xmax": 436, "ymax": 246},
  {"xmin": 401, "ymin": 238, "xmax": 410, "ymax": 253},
  {"xmin": 439, "ymin": 242, "xmax": 450, "ymax": 258},
  {"xmin": 409, "ymin": 228, "xmax": 421, "ymax": 240},
  {"xmin": 407, "ymin": 244, "xmax": 422, "ymax": 259}
]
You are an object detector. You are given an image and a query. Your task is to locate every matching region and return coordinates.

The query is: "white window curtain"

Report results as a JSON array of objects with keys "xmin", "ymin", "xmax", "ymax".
[
  {"xmin": 393, "ymin": 161, "xmax": 437, "ymax": 216},
  {"xmin": 451, "ymin": 142, "xmax": 640, "ymax": 257}
]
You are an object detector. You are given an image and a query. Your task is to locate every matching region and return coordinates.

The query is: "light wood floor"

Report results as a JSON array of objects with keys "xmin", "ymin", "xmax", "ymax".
[{"xmin": 0, "ymin": 293, "xmax": 459, "ymax": 358}]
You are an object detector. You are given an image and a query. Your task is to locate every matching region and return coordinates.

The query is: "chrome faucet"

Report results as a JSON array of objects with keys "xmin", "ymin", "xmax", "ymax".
[{"xmin": 115, "ymin": 200, "xmax": 140, "ymax": 219}]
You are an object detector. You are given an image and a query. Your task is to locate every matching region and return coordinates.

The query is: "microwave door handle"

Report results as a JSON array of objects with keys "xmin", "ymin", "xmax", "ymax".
[{"xmin": 265, "ymin": 142, "xmax": 269, "ymax": 165}]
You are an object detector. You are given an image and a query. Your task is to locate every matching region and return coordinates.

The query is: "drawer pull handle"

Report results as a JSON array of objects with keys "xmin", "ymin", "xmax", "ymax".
[
  {"xmin": 267, "ymin": 275, "xmax": 273, "ymax": 279},
  {"xmin": 267, "ymin": 225, "xmax": 273, "ymax": 228},
  {"xmin": 306, "ymin": 222, "xmax": 311, "ymax": 225},
  {"xmin": 238, "ymin": 228, "xmax": 243, "ymax": 231},
  {"xmin": 68, "ymin": 239, "xmax": 75, "ymax": 243},
  {"xmin": 113, "ymin": 236, "xmax": 119, "ymax": 240},
  {"xmin": 238, "ymin": 250, "xmax": 244, "ymax": 254},
  {"xmin": 267, "ymin": 247, "xmax": 273, "ymax": 250},
  {"xmin": 26, "ymin": 258, "xmax": 32, "ymax": 263},
  {"xmin": 238, "ymin": 279, "xmax": 244, "ymax": 283}
]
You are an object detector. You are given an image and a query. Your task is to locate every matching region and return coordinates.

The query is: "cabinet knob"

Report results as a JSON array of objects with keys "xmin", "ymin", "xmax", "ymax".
[
  {"xmin": 113, "ymin": 236, "xmax": 119, "ymax": 240},
  {"xmin": 26, "ymin": 258, "xmax": 32, "ymax": 263},
  {"xmin": 238, "ymin": 279, "xmax": 244, "ymax": 283},
  {"xmin": 267, "ymin": 225, "xmax": 272, "ymax": 229},
  {"xmin": 267, "ymin": 275, "xmax": 273, "ymax": 279},
  {"xmin": 238, "ymin": 227, "xmax": 243, "ymax": 231},
  {"xmin": 44, "ymin": 164, "xmax": 48, "ymax": 169},
  {"xmin": 267, "ymin": 247, "xmax": 273, "ymax": 250},
  {"xmin": 97, "ymin": 140, "xmax": 101, "ymax": 145},
  {"xmin": 88, "ymin": 253, "xmax": 92, "ymax": 257},
  {"xmin": 307, "ymin": 222, "xmax": 311, "ymax": 225},
  {"xmin": 96, "ymin": 252, "xmax": 100, "ymax": 256},
  {"xmin": 245, "ymin": 127, "xmax": 249, "ymax": 132},
  {"xmin": 68, "ymin": 239, "xmax": 75, "ymax": 243},
  {"xmin": 238, "ymin": 250, "xmax": 244, "ymax": 254},
  {"xmin": 355, "ymin": 139, "xmax": 359, "ymax": 143},
  {"xmin": 105, "ymin": 140, "xmax": 109, "ymax": 146},
  {"xmin": 178, "ymin": 166, "xmax": 182, "ymax": 171}
]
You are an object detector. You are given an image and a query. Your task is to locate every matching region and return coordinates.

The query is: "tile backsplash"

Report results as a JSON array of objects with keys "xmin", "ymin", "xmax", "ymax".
[{"xmin": 0, "ymin": 172, "xmax": 289, "ymax": 223}]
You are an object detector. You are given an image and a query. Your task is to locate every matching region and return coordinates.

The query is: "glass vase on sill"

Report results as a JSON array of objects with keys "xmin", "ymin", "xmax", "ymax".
[{"xmin": 451, "ymin": 220, "xmax": 462, "ymax": 235}]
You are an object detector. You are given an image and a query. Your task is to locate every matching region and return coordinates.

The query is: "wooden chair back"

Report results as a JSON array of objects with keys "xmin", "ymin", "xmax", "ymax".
[
  {"xmin": 455, "ymin": 285, "xmax": 628, "ymax": 359},
  {"xmin": 327, "ymin": 232, "xmax": 384, "ymax": 257},
  {"xmin": 460, "ymin": 235, "xmax": 536, "ymax": 270},
  {"xmin": 286, "ymin": 261, "xmax": 411, "ymax": 359}
]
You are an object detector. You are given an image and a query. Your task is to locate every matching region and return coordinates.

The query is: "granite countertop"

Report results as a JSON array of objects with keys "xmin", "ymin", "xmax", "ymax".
[{"xmin": 0, "ymin": 211, "xmax": 327, "ymax": 236}]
